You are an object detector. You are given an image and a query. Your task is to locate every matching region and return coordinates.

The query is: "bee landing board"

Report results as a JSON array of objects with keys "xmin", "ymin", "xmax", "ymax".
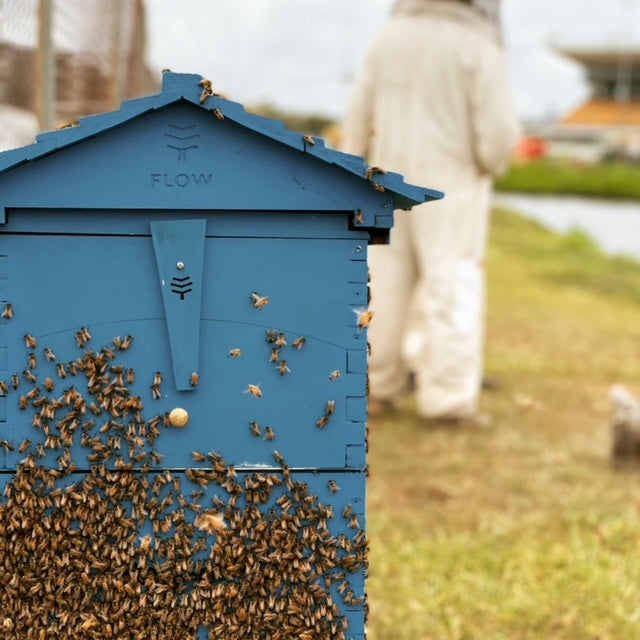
[{"xmin": 0, "ymin": 72, "xmax": 442, "ymax": 639}]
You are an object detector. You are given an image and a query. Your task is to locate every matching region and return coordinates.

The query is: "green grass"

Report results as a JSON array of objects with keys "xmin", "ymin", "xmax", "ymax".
[
  {"xmin": 495, "ymin": 159, "xmax": 640, "ymax": 201},
  {"xmin": 366, "ymin": 207, "xmax": 640, "ymax": 639}
]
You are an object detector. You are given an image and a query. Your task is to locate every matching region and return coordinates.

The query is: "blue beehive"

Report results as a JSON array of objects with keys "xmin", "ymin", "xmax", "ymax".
[{"xmin": 0, "ymin": 72, "xmax": 442, "ymax": 639}]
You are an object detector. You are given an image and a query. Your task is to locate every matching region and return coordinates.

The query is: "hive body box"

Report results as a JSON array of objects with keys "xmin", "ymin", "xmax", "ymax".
[{"xmin": 0, "ymin": 73, "xmax": 442, "ymax": 639}]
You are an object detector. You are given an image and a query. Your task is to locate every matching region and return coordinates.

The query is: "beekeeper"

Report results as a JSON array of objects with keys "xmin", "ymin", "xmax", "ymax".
[{"xmin": 341, "ymin": 0, "xmax": 520, "ymax": 423}]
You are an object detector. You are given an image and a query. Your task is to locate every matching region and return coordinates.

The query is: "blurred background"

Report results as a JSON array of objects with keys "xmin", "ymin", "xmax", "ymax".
[{"xmin": 2, "ymin": 0, "xmax": 640, "ymax": 160}]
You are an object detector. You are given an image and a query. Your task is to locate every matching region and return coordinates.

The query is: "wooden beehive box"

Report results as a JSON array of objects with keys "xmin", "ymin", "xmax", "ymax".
[{"xmin": 0, "ymin": 72, "xmax": 442, "ymax": 639}]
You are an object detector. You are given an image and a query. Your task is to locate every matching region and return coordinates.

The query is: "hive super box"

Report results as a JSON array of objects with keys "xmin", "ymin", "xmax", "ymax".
[{"xmin": 0, "ymin": 72, "xmax": 442, "ymax": 639}]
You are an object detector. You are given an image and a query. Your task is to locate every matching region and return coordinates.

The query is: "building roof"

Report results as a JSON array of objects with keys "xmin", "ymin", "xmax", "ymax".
[
  {"xmin": 561, "ymin": 98, "xmax": 640, "ymax": 126},
  {"xmin": 556, "ymin": 44, "xmax": 640, "ymax": 66}
]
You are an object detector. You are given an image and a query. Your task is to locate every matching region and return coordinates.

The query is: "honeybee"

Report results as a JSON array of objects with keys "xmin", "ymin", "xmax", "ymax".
[
  {"xmin": 316, "ymin": 415, "xmax": 329, "ymax": 428},
  {"xmin": 101, "ymin": 346, "xmax": 115, "ymax": 360},
  {"xmin": 192, "ymin": 451, "xmax": 206, "ymax": 462},
  {"xmin": 2, "ymin": 302, "xmax": 13, "ymax": 319},
  {"xmin": 327, "ymin": 479, "xmax": 340, "ymax": 493},
  {"xmin": 264, "ymin": 426, "xmax": 276, "ymax": 441},
  {"xmin": 266, "ymin": 328, "xmax": 277, "ymax": 343},
  {"xmin": 329, "ymin": 370, "xmax": 342, "ymax": 381},
  {"xmin": 127, "ymin": 368, "xmax": 135, "ymax": 384},
  {"xmin": 343, "ymin": 504, "xmax": 353, "ymax": 518},
  {"xmin": 228, "ymin": 348, "xmax": 242, "ymax": 358},
  {"xmin": 326, "ymin": 400, "xmax": 335, "ymax": 415},
  {"xmin": 276, "ymin": 332, "xmax": 287, "ymax": 348},
  {"xmin": 244, "ymin": 384, "xmax": 262, "ymax": 398},
  {"xmin": 251, "ymin": 291, "xmax": 269, "ymax": 309},
  {"xmin": 24, "ymin": 333, "xmax": 37, "ymax": 349},
  {"xmin": 43, "ymin": 347, "xmax": 55, "ymax": 361},
  {"xmin": 194, "ymin": 511, "xmax": 227, "ymax": 533},
  {"xmin": 190, "ymin": 371, "xmax": 199, "ymax": 387},
  {"xmin": 198, "ymin": 78, "xmax": 213, "ymax": 103},
  {"xmin": 354, "ymin": 210, "xmax": 365, "ymax": 225},
  {"xmin": 291, "ymin": 336, "xmax": 306, "ymax": 349},
  {"xmin": 270, "ymin": 348, "xmax": 280, "ymax": 363},
  {"xmin": 153, "ymin": 371, "xmax": 163, "ymax": 387},
  {"xmin": 0, "ymin": 380, "xmax": 7, "ymax": 394},
  {"xmin": 365, "ymin": 165, "xmax": 387, "ymax": 180},
  {"xmin": 303, "ymin": 134, "xmax": 315, "ymax": 145},
  {"xmin": 273, "ymin": 450, "xmax": 284, "ymax": 464},
  {"xmin": 27, "ymin": 352, "xmax": 36, "ymax": 369},
  {"xmin": 212, "ymin": 107, "xmax": 224, "ymax": 120},
  {"xmin": 55, "ymin": 363, "xmax": 67, "ymax": 379},
  {"xmin": 113, "ymin": 335, "xmax": 133, "ymax": 350},
  {"xmin": 278, "ymin": 360, "xmax": 290, "ymax": 376},
  {"xmin": 354, "ymin": 308, "xmax": 374, "ymax": 330},
  {"xmin": 44, "ymin": 377, "xmax": 54, "ymax": 392},
  {"xmin": 18, "ymin": 438, "xmax": 31, "ymax": 453},
  {"xmin": 249, "ymin": 421, "xmax": 261, "ymax": 437},
  {"xmin": 23, "ymin": 369, "xmax": 36, "ymax": 383},
  {"xmin": 11, "ymin": 373, "xmax": 19, "ymax": 389}
]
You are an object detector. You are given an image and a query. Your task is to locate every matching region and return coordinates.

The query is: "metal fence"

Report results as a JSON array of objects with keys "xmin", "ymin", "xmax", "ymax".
[{"xmin": 0, "ymin": 0, "xmax": 157, "ymax": 151}]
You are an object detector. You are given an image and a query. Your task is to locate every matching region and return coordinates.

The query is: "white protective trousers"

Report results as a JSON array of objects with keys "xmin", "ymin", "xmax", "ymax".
[
  {"xmin": 341, "ymin": 1, "xmax": 519, "ymax": 418},
  {"xmin": 368, "ymin": 175, "xmax": 491, "ymax": 418}
]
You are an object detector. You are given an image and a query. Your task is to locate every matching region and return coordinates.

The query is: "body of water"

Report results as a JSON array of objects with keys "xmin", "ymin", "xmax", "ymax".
[{"xmin": 493, "ymin": 192, "xmax": 640, "ymax": 261}]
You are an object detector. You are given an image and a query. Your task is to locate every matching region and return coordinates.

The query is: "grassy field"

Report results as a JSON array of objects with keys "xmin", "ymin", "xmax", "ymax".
[
  {"xmin": 495, "ymin": 159, "xmax": 640, "ymax": 200},
  {"xmin": 366, "ymin": 207, "xmax": 640, "ymax": 639}
]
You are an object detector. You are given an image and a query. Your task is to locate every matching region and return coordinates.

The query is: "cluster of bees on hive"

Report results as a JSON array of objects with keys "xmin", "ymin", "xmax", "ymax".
[{"xmin": 0, "ymin": 302, "xmax": 368, "ymax": 639}]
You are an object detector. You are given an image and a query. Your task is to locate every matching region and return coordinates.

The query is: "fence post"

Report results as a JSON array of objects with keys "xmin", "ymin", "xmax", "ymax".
[{"xmin": 37, "ymin": 0, "xmax": 54, "ymax": 131}]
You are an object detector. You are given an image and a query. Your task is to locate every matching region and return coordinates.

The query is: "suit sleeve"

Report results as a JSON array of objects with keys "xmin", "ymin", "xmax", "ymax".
[
  {"xmin": 469, "ymin": 43, "xmax": 521, "ymax": 177},
  {"xmin": 340, "ymin": 52, "xmax": 377, "ymax": 159}
]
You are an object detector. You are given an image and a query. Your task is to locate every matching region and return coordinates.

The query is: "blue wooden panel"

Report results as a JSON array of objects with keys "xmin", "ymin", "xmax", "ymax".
[
  {"xmin": 1, "ymin": 209, "xmax": 371, "ymax": 240},
  {"xmin": 0, "ymin": 231, "xmax": 368, "ymax": 471},
  {"xmin": 0, "ymin": 104, "xmax": 399, "ymax": 220}
]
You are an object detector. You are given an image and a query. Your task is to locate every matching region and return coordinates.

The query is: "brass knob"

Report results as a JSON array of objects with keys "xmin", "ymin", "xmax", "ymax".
[{"xmin": 169, "ymin": 407, "xmax": 189, "ymax": 427}]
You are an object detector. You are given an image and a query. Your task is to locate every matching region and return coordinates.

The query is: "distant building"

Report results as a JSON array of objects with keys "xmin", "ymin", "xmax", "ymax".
[
  {"xmin": 0, "ymin": 0, "xmax": 157, "ymax": 151},
  {"xmin": 540, "ymin": 44, "xmax": 640, "ymax": 162}
]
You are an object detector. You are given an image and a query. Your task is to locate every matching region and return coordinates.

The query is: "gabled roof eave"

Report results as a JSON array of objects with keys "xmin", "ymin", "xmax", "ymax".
[{"xmin": 0, "ymin": 71, "xmax": 443, "ymax": 209}]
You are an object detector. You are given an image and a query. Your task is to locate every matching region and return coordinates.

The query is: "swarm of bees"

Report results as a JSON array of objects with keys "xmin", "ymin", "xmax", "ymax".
[{"xmin": 0, "ymin": 329, "xmax": 368, "ymax": 639}]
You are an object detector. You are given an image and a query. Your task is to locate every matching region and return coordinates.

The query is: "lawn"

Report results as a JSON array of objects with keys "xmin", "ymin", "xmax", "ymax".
[
  {"xmin": 365, "ymin": 207, "xmax": 640, "ymax": 639},
  {"xmin": 495, "ymin": 159, "xmax": 640, "ymax": 201}
]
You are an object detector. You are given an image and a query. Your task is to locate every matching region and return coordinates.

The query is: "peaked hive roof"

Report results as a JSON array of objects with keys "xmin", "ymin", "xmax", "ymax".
[{"xmin": 0, "ymin": 71, "xmax": 443, "ymax": 212}]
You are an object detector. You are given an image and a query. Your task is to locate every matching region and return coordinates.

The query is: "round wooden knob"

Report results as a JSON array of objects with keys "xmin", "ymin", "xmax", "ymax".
[{"xmin": 169, "ymin": 407, "xmax": 189, "ymax": 427}]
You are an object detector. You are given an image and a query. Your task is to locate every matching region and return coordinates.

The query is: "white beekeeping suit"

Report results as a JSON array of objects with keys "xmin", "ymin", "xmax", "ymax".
[{"xmin": 341, "ymin": 0, "xmax": 519, "ymax": 421}]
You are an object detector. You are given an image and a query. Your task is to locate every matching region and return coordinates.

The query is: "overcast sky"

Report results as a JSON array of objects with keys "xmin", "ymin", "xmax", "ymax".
[{"xmin": 144, "ymin": 0, "xmax": 640, "ymax": 123}]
